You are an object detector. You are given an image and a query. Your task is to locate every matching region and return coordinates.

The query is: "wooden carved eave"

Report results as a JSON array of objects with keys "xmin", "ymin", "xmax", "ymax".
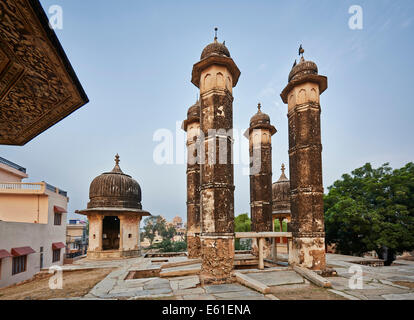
[{"xmin": 0, "ymin": 0, "xmax": 89, "ymax": 145}]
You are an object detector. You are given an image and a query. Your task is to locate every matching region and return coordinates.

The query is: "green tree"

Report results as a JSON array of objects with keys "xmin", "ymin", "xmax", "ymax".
[
  {"xmin": 142, "ymin": 215, "xmax": 166, "ymax": 246},
  {"xmin": 161, "ymin": 225, "xmax": 177, "ymax": 241},
  {"xmin": 234, "ymin": 213, "xmax": 251, "ymax": 250},
  {"xmin": 324, "ymin": 162, "xmax": 414, "ymax": 265}
]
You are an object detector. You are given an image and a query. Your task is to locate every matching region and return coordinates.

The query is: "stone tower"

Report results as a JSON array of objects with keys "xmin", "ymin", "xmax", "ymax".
[
  {"xmin": 191, "ymin": 30, "xmax": 240, "ymax": 284},
  {"xmin": 244, "ymin": 104, "xmax": 277, "ymax": 253},
  {"xmin": 280, "ymin": 54, "xmax": 328, "ymax": 270},
  {"xmin": 182, "ymin": 99, "xmax": 201, "ymax": 258}
]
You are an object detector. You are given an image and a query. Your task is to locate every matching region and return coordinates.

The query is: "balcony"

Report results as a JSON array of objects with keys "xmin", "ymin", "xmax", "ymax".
[{"xmin": 0, "ymin": 182, "xmax": 45, "ymax": 194}]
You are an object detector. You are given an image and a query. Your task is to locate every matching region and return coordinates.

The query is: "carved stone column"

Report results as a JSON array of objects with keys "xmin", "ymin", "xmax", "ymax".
[
  {"xmin": 281, "ymin": 55, "xmax": 328, "ymax": 270},
  {"xmin": 244, "ymin": 103, "xmax": 276, "ymax": 258},
  {"xmin": 182, "ymin": 100, "xmax": 201, "ymax": 258},
  {"xmin": 191, "ymin": 32, "xmax": 240, "ymax": 284}
]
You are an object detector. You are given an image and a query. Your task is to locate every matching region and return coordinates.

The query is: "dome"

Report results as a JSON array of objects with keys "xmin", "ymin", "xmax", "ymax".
[
  {"xmin": 187, "ymin": 99, "xmax": 200, "ymax": 120},
  {"xmin": 288, "ymin": 56, "xmax": 318, "ymax": 82},
  {"xmin": 200, "ymin": 38, "xmax": 230, "ymax": 60},
  {"xmin": 87, "ymin": 154, "xmax": 142, "ymax": 210},
  {"xmin": 249, "ymin": 103, "xmax": 270, "ymax": 127},
  {"xmin": 272, "ymin": 164, "xmax": 291, "ymax": 213}
]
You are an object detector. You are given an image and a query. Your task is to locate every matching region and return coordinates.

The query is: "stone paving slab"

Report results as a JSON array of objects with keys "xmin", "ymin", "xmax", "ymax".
[
  {"xmin": 212, "ymin": 290, "xmax": 266, "ymax": 300},
  {"xmin": 181, "ymin": 294, "xmax": 216, "ymax": 300},
  {"xmin": 205, "ymin": 283, "xmax": 251, "ymax": 294},
  {"xmin": 246, "ymin": 271, "xmax": 304, "ymax": 287},
  {"xmin": 382, "ymin": 292, "xmax": 414, "ymax": 300}
]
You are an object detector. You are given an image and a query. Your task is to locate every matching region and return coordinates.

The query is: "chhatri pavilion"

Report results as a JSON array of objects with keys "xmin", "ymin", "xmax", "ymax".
[{"xmin": 78, "ymin": 155, "xmax": 151, "ymax": 259}]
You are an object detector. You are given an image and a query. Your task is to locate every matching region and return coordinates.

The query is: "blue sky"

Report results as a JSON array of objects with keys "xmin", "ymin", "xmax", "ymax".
[{"xmin": 1, "ymin": 0, "xmax": 413, "ymax": 222}]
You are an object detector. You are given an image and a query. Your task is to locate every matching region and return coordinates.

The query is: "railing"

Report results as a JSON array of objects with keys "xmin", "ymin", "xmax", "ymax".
[
  {"xmin": 235, "ymin": 232, "xmax": 293, "ymax": 270},
  {"xmin": 0, "ymin": 182, "xmax": 45, "ymax": 193},
  {"xmin": 0, "ymin": 157, "xmax": 26, "ymax": 173},
  {"xmin": 44, "ymin": 182, "xmax": 67, "ymax": 197}
]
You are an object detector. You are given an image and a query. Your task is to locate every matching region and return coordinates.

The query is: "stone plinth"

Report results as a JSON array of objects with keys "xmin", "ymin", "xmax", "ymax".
[{"xmin": 200, "ymin": 235, "xmax": 235, "ymax": 285}]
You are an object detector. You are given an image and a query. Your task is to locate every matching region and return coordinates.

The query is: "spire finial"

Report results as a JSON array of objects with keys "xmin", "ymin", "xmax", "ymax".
[
  {"xmin": 115, "ymin": 153, "xmax": 120, "ymax": 166},
  {"xmin": 214, "ymin": 27, "xmax": 218, "ymax": 42},
  {"xmin": 281, "ymin": 163, "xmax": 285, "ymax": 174},
  {"xmin": 257, "ymin": 102, "xmax": 262, "ymax": 113}
]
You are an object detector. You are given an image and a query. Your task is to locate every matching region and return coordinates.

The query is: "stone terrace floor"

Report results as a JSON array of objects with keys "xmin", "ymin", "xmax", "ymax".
[{"xmin": 55, "ymin": 253, "xmax": 414, "ymax": 300}]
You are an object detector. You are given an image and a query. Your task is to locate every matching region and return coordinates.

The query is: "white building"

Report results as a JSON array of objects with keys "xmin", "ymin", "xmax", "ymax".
[{"xmin": 0, "ymin": 157, "xmax": 68, "ymax": 288}]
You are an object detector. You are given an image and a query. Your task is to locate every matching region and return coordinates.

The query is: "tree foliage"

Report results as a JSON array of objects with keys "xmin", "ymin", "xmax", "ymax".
[
  {"xmin": 235, "ymin": 213, "xmax": 251, "ymax": 250},
  {"xmin": 142, "ymin": 215, "xmax": 166, "ymax": 245},
  {"xmin": 324, "ymin": 162, "xmax": 414, "ymax": 264}
]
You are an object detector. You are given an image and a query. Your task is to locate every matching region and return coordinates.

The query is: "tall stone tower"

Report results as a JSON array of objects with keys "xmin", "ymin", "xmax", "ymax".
[
  {"xmin": 191, "ymin": 30, "xmax": 240, "ymax": 284},
  {"xmin": 280, "ymin": 54, "xmax": 328, "ymax": 270},
  {"xmin": 244, "ymin": 104, "xmax": 277, "ymax": 242},
  {"xmin": 182, "ymin": 99, "xmax": 201, "ymax": 258}
]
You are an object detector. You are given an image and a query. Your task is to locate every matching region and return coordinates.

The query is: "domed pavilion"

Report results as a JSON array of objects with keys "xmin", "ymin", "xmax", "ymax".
[{"xmin": 78, "ymin": 154, "xmax": 151, "ymax": 259}]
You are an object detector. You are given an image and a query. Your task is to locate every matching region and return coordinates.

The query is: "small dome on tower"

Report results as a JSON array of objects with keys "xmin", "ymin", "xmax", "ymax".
[
  {"xmin": 200, "ymin": 28, "xmax": 230, "ymax": 60},
  {"xmin": 87, "ymin": 154, "xmax": 142, "ymax": 210},
  {"xmin": 249, "ymin": 103, "xmax": 271, "ymax": 127},
  {"xmin": 288, "ymin": 56, "xmax": 318, "ymax": 82},
  {"xmin": 187, "ymin": 99, "xmax": 200, "ymax": 119},
  {"xmin": 272, "ymin": 164, "xmax": 291, "ymax": 212}
]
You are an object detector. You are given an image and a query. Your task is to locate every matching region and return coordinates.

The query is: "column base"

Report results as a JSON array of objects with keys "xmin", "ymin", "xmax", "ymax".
[
  {"xmin": 288, "ymin": 237, "xmax": 326, "ymax": 270},
  {"xmin": 200, "ymin": 235, "xmax": 235, "ymax": 285},
  {"xmin": 187, "ymin": 234, "xmax": 201, "ymax": 259}
]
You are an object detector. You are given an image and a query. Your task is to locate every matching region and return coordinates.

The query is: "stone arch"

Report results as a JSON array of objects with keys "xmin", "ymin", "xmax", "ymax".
[
  {"xmin": 298, "ymin": 89, "xmax": 306, "ymax": 104},
  {"xmin": 204, "ymin": 73, "xmax": 212, "ymax": 91},
  {"xmin": 216, "ymin": 72, "xmax": 224, "ymax": 88},
  {"xmin": 310, "ymin": 88, "xmax": 317, "ymax": 102}
]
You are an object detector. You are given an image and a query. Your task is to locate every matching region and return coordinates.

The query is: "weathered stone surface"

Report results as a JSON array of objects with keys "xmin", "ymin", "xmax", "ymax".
[
  {"xmin": 143, "ymin": 278, "xmax": 171, "ymax": 290},
  {"xmin": 200, "ymin": 237, "xmax": 235, "ymax": 284},
  {"xmin": 205, "ymin": 283, "xmax": 250, "ymax": 294},
  {"xmin": 382, "ymin": 292, "xmax": 414, "ymax": 300},
  {"xmin": 247, "ymin": 270, "xmax": 304, "ymax": 287},
  {"xmin": 187, "ymin": 235, "xmax": 201, "ymax": 259}
]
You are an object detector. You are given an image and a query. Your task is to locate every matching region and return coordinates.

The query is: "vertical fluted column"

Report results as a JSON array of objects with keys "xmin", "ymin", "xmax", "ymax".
[
  {"xmin": 182, "ymin": 100, "xmax": 201, "ymax": 258},
  {"xmin": 191, "ymin": 34, "xmax": 241, "ymax": 284},
  {"xmin": 245, "ymin": 104, "xmax": 276, "ymax": 257},
  {"xmin": 281, "ymin": 55, "xmax": 328, "ymax": 270}
]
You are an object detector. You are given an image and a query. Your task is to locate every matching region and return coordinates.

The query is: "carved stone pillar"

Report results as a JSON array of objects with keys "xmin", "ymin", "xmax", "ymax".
[
  {"xmin": 281, "ymin": 55, "xmax": 328, "ymax": 270},
  {"xmin": 182, "ymin": 100, "xmax": 201, "ymax": 258},
  {"xmin": 244, "ymin": 103, "xmax": 276, "ymax": 258},
  {"xmin": 191, "ymin": 32, "xmax": 240, "ymax": 284}
]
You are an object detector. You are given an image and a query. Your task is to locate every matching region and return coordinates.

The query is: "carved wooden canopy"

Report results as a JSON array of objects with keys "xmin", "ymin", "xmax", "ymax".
[{"xmin": 0, "ymin": 0, "xmax": 88, "ymax": 145}]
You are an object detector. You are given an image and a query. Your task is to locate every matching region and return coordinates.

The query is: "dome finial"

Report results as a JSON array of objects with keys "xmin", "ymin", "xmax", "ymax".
[
  {"xmin": 112, "ymin": 154, "xmax": 123, "ymax": 173},
  {"xmin": 257, "ymin": 102, "xmax": 262, "ymax": 113},
  {"xmin": 214, "ymin": 27, "xmax": 218, "ymax": 42},
  {"xmin": 278, "ymin": 163, "xmax": 288, "ymax": 182}
]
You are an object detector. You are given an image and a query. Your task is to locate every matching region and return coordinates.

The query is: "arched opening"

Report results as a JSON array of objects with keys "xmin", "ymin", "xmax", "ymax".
[{"xmin": 102, "ymin": 216, "xmax": 120, "ymax": 250}]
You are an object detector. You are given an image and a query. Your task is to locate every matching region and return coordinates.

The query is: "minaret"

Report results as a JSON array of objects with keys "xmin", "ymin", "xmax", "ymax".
[
  {"xmin": 182, "ymin": 99, "xmax": 201, "ymax": 258},
  {"xmin": 280, "ymin": 50, "xmax": 328, "ymax": 270},
  {"xmin": 191, "ymin": 29, "xmax": 241, "ymax": 284},
  {"xmin": 244, "ymin": 103, "xmax": 277, "ymax": 256}
]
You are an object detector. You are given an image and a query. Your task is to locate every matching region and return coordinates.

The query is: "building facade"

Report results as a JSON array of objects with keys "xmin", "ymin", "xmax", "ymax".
[
  {"xmin": 66, "ymin": 219, "xmax": 88, "ymax": 258},
  {"xmin": 0, "ymin": 157, "xmax": 68, "ymax": 288}
]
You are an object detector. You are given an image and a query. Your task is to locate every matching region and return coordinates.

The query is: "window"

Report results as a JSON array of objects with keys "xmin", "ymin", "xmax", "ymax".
[
  {"xmin": 52, "ymin": 249, "xmax": 60, "ymax": 263},
  {"xmin": 54, "ymin": 212, "xmax": 62, "ymax": 226},
  {"xmin": 12, "ymin": 256, "xmax": 27, "ymax": 275}
]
